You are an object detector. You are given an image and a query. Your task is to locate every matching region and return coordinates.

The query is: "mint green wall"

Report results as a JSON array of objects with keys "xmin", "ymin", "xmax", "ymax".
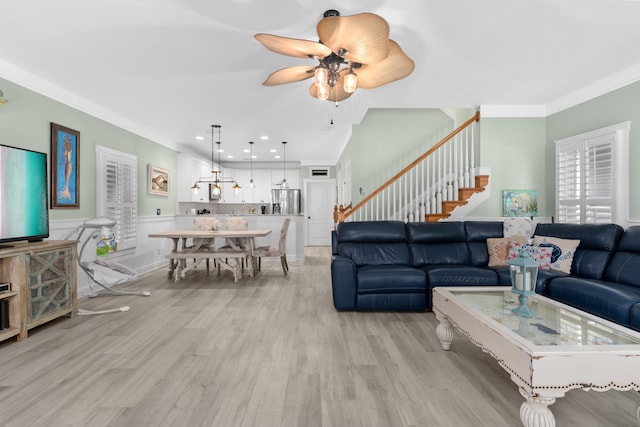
[
  {"xmin": 336, "ymin": 108, "xmax": 453, "ymax": 205},
  {"xmin": 469, "ymin": 117, "xmax": 547, "ymax": 217},
  {"xmin": 0, "ymin": 78, "xmax": 177, "ymax": 220},
  {"xmin": 546, "ymin": 80, "xmax": 640, "ymax": 221}
]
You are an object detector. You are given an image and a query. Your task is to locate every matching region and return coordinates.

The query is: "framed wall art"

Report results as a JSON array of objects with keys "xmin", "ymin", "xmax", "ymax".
[
  {"xmin": 148, "ymin": 164, "xmax": 169, "ymax": 196},
  {"xmin": 50, "ymin": 123, "xmax": 80, "ymax": 209},
  {"xmin": 502, "ymin": 189, "xmax": 538, "ymax": 217}
]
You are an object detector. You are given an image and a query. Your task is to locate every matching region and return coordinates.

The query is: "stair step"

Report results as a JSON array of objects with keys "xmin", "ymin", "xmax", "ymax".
[
  {"xmin": 442, "ymin": 200, "xmax": 467, "ymax": 215},
  {"xmin": 475, "ymin": 175, "xmax": 489, "ymax": 188},
  {"xmin": 425, "ymin": 214, "xmax": 449, "ymax": 222},
  {"xmin": 458, "ymin": 187, "xmax": 483, "ymax": 200}
]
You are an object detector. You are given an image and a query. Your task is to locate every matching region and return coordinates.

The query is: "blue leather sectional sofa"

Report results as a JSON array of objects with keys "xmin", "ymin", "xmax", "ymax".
[{"xmin": 331, "ymin": 220, "xmax": 640, "ymax": 331}]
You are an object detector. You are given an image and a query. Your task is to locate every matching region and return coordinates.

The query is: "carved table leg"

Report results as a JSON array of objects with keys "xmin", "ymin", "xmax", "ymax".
[
  {"xmin": 519, "ymin": 388, "xmax": 556, "ymax": 427},
  {"xmin": 635, "ymin": 396, "xmax": 640, "ymax": 424},
  {"xmin": 167, "ymin": 237, "xmax": 179, "ymax": 278},
  {"xmin": 435, "ymin": 312, "xmax": 454, "ymax": 350}
]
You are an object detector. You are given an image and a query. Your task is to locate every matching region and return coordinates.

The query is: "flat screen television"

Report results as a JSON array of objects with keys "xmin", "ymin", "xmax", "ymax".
[{"xmin": 0, "ymin": 144, "xmax": 49, "ymax": 247}]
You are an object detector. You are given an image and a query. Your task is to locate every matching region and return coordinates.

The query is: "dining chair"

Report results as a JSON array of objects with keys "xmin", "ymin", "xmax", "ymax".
[
  {"xmin": 253, "ymin": 218, "xmax": 291, "ymax": 275},
  {"xmin": 217, "ymin": 217, "xmax": 249, "ymax": 270},
  {"xmin": 191, "ymin": 217, "xmax": 220, "ymax": 271}
]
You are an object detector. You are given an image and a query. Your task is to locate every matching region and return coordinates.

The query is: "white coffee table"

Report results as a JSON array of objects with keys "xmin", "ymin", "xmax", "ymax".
[{"xmin": 432, "ymin": 286, "xmax": 640, "ymax": 427}]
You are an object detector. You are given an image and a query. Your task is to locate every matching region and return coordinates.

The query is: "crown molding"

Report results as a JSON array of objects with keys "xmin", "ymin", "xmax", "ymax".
[
  {"xmin": 0, "ymin": 59, "xmax": 178, "ymax": 150},
  {"xmin": 546, "ymin": 61, "xmax": 640, "ymax": 116},
  {"xmin": 479, "ymin": 105, "xmax": 547, "ymax": 118}
]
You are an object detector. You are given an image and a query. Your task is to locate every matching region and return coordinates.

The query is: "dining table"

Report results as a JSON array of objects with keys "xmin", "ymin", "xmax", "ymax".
[{"xmin": 148, "ymin": 229, "xmax": 272, "ymax": 282}]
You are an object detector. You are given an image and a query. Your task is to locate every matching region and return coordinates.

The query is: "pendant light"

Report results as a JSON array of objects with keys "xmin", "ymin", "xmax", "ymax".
[
  {"xmin": 248, "ymin": 141, "xmax": 255, "ymax": 188},
  {"xmin": 281, "ymin": 141, "xmax": 288, "ymax": 188},
  {"xmin": 191, "ymin": 124, "xmax": 241, "ymax": 196}
]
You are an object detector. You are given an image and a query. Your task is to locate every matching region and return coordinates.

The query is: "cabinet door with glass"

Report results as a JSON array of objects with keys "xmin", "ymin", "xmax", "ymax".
[{"xmin": 26, "ymin": 245, "xmax": 76, "ymax": 329}]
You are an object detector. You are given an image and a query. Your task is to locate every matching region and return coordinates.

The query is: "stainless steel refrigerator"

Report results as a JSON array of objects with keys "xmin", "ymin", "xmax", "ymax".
[{"xmin": 271, "ymin": 189, "xmax": 301, "ymax": 215}]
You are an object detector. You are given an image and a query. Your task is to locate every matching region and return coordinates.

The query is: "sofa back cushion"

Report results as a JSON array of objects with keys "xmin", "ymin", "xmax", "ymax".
[
  {"xmin": 336, "ymin": 221, "xmax": 410, "ymax": 267},
  {"xmin": 533, "ymin": 223, "xmax": 623, "ymax": 279},
  {"xmin": 407, "ymin": 222, "xmax": 470, "ymax": 266},
  {"xmin": 464, "ymin": 221, "xmax": 504, "ymax": 266},
  {"xmin": 604, "ymin": 226, "xmax": 640, "ymax": 288}
]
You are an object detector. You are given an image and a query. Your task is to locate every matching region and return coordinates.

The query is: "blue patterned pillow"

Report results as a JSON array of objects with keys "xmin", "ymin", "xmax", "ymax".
[
  {"xmin": 532, "ymin": 235, "xmax": 580, "ymax": 274},
  {"xmin": 507, "ymin": 242, "xmax": 552, "ymax": 269}
]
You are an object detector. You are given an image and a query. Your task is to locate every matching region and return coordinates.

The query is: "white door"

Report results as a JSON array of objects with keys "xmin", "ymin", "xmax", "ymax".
[{"xmin": 305, "ymin": 179, "xmax": 336, "ymax": 246}]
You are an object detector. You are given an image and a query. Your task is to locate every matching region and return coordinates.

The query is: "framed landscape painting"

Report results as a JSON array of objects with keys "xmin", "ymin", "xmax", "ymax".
[
  {"xmin": 50, "ymin": 123, "xmax": 80, "ymax": 209},
  {"xmin": 148, "ymin": 164, "xmax": 169, "ymax": 196},
  {"xmin": 502, "ymin": 189, "xmax": 538, "ymax": 217}
]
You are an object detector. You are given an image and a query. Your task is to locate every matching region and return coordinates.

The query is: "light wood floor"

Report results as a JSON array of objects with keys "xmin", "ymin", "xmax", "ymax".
[{"xmin": 0, "ymin": 247, "xmax": 638, "ymax": 426}]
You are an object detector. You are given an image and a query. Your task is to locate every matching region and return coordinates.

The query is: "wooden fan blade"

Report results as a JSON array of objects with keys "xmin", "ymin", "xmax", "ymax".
[
  {"xmin": 354, "ymin": 40, "xmax": 415, "ymax": 89},
  {"xmin": 263, "ymin": 66, "xmax": 315, "ymax": 86},
  {"xmin": 317, "ymin": 13, "xmax": 390, "ymax": 64},
  {"xmin": 254, "ymin": 33, "xmax": 332, "ymax": 59},
  {"xmin": 308, "ymin": 77, "xmax": 353, "ymax": 102}
]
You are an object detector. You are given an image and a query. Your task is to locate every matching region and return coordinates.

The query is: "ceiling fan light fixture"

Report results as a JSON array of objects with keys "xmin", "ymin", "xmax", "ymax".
[
  {"xmin": 256, "ymin": 10, "xmax": 412, "ymax": 103},
  {"xmin": 317, "ymin": 84, "xmax": 330, "ymax": 100},
  {"xmin": 314, "ymin": 65, "xmax": 328, "ymax": 87},
  {"xmin": 344, "ymin": 68, "xmax": 358, "ymax": 93}
]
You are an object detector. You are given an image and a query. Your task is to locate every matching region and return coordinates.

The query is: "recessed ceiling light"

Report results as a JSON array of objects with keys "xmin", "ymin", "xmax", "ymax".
[
  {"xmin": 195, "ymin": 136, "xmax": 204, "ymax": 140},
  {"xmin": 243, "ymin": 149, "xmax": 250, "ymax": 153},
  {"xmin": 260, "ymin": 135, "xmax": 269, "ymax": 140},
  {"xmin": 218, "ymin": 149, "xmax": 224, "ymax": 153},
  {"xmin": 226, "ymin": 155, "xmax": 233, "ymax": 159},
  {"xmin": 251, "ymin": 155, "xmax": 257, "ymax": 159},
  {"xmin": 270, "ymin": 149, "xmax": 277, "ymax": 153},
  {"xmin": 275, "ymin": 155, "xmax": 281, "ymax": 159}
]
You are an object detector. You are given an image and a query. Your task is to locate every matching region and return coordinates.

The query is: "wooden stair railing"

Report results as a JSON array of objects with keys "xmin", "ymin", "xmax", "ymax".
[{"xmin": 334, "ymin": 111, "xmax": 481, "ymax": 225}]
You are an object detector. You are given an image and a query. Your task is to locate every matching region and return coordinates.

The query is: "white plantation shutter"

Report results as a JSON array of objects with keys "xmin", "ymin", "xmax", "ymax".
[
  {"xmin": 96, "ymin": 146, "xmax": 137, "ymax": 250},
  {"xmin": 555, "ymin": 122, "xmax": 629, "ymax": 225}
]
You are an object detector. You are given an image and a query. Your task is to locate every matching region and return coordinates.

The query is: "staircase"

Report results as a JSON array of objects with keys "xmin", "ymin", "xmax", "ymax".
[
  {"xmin": 425, "ymin": 174, "xmax": 489, "ymax": 222},
  {"xmin": 334, "ymin": 111, "xmax": 488, "ymax": 224}
]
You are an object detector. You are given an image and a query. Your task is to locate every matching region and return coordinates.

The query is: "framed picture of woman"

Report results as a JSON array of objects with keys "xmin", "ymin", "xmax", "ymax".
[{"xmin": 51, "ymin": 123, "xmax": 80, "ymax": 209}]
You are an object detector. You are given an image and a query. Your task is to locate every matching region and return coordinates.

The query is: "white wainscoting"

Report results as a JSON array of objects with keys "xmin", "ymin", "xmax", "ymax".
[{"xmin": 50, "ymin": 216, "xmax": 176, "ymax": 298}]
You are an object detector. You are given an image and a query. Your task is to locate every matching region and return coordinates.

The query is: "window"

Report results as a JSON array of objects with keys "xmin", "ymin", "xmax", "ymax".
[
  {"xmin": 555, "ymin": 122, "xmax": 630, "ymax": 224},
  {"xmin": 95, "ymin": 145, "xmax": 137, "ymax": 250}
]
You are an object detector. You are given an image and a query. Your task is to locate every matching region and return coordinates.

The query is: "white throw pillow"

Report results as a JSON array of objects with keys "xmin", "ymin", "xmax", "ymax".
[{"xmin": 503, "ymin": 217, "xmax": 534, "ymax": 239}]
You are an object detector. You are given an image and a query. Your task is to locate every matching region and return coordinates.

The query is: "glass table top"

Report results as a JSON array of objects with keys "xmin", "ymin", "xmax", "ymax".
[{"xmin": 449, "ymin": 289, "xmax": 640, "ymax": 347}]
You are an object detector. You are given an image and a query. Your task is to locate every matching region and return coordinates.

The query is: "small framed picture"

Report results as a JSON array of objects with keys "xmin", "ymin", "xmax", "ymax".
[
  {"xmin": 148, "ymin": 164, "xmax": 170, "ymax": 196},
  {"xmin": 503, "ymin": 189, "xmax": 538, "ymax": 217},
  {"xmin": 51, "ymin": 123, "xmax": 80, "ymax": 209}
]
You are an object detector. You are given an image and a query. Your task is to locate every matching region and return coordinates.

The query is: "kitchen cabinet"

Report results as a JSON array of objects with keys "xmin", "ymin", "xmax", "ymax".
[
  {"xmin": 177, "ymin": 154, "xmax": 216, "ymax": 202},
  {"xmin": 215, "ymin": 167, "xmax": 300, "ymax": 204}
]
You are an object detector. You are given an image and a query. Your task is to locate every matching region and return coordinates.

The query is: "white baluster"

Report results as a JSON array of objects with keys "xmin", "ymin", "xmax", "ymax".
[{"xmin": 470, "ymin": 124, "xmax": 476, "ymax": 186}]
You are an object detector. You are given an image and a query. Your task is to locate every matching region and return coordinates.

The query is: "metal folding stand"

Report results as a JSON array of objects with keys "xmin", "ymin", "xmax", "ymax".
[{"xmin": 64, "ymin": 217, "xmax": 150, "ymax": 315}]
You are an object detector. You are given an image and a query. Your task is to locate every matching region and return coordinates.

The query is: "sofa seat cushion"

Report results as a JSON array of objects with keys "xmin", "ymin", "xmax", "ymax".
[
  {"xmin": 421, "ymin": 265, "xmax": 498, "ymax": 288},
  {"xmin": 357, "ymin": 265, "xmax": 426, "ymax": 294},
  {"xmin": 547, "ymin": 277, "xmax": 640, "ymax": 327}
]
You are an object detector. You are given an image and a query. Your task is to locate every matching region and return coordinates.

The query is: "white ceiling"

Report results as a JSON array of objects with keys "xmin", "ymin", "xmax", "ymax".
[{"xmin": 1, "ymin": 0, "xmax": 640, "ymax": 165}]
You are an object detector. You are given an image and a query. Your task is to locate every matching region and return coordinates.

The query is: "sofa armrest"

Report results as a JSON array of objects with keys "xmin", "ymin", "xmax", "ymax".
[{"xmin": 331, "ymin": 255, "xmax": 358, "ymax": 310}]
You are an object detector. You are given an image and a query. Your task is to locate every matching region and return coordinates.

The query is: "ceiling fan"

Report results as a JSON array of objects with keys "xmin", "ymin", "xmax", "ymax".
[{"xmin": 254, "ymin": 9, "xmax": 415, "ymax": 102}]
